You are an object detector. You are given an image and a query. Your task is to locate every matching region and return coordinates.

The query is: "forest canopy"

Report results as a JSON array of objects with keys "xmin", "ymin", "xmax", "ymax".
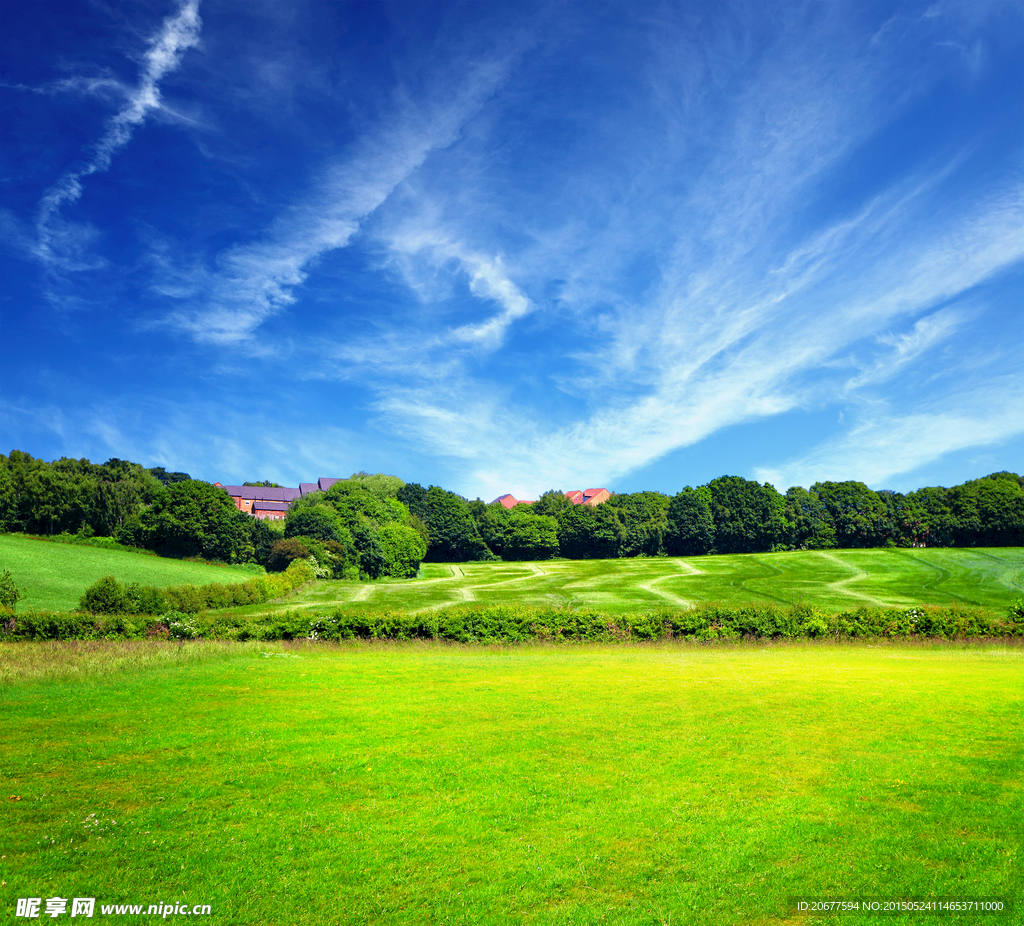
[{"xmin": 1, "ymin": 451, "xmax": 1021, "ymax": 573}]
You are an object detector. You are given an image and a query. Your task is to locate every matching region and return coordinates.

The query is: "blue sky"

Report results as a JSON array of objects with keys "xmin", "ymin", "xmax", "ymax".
[{"xmin": 2, "ymin": 1, "xmax": 1021, "ymax": 500}]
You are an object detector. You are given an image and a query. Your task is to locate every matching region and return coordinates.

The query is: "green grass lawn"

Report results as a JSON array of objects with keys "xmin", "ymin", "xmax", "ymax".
[
  {"xmin": 0, "ymin": 534, "xmax": 259, "ymax": 612},
  {"xmin": 1, "ymin": 641, "xmax": 1020, "ymax": 924},
  {"xmin": 228, "ymin": 548, "xmax": 1024, "ymax": 620}
]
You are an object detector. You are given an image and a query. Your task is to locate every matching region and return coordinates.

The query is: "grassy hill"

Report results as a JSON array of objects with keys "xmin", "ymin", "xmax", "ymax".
[
  {"xmin": 4, "ymin": 536, "xmax": 1021, "ymax": 618},
  {"xmin": 242, "ymin": 547, "xmax": 1024, "ymax": 617},
  {"xmin": 0, "ymin": 534, "xmax": 260, "ymax": 612}
]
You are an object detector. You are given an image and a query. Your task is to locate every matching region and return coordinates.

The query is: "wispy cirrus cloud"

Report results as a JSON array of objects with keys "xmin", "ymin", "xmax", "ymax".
[
  {"xmin": 34, "ymin": 0, "xmax": 202, "ymax": 270},
  {"xmin": 753, "ymin": 375, "xmax": 1024, "ymax": 491},
  {"xmin": 160, "ymin": 35, "xmax": 532, "ymax": 345}
]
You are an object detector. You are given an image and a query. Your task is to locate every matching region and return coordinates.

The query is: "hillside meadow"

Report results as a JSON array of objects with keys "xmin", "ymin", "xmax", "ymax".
[
  {"xmin": 223, "ymin": 547, "xmax": 1024, "ymax": 620},
  {"xmin": 0, "ymin": 534, "xmax": 258, "ymax": 612},
  {"xmin": 1, "ymin": 641, "xmax": 1019, "ymax": 925}
]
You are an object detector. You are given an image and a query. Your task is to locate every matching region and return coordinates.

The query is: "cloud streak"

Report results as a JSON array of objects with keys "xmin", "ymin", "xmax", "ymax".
[
  {"xmin": 162, "ymin": 38, "xmax": 531, "ymax": 345},
  {"xmin": 34, "ymin": 0, "xmax": 202, "ymax": 269}
]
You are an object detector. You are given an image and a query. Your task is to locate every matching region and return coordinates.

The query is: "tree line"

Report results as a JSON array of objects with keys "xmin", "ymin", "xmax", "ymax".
[{"xmin": 1, "ymin": 451, "xmax": 1021, "ymax": 578}]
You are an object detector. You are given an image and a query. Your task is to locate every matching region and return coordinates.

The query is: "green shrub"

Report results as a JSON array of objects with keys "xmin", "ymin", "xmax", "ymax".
[
  {"xmin": 1, "ymin": 569, "xmax": 23, "ymax": 612},
  {"xmin": 79, "ymin": 576, "xmax": 129, "ymax": 614}
]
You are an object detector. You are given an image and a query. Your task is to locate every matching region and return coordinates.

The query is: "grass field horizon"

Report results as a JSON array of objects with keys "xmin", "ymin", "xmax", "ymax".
[
  {"xmin": 1, "ymin": 641, "xmax": 1019, "ymax": 924},
  {"xmin": 234, "ymin": 547, "xmax": 1024, "ymax": 620}
]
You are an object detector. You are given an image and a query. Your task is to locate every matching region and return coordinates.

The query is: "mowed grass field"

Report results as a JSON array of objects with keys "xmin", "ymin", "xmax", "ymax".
[
  {"xmin": 242, "ymin": 548, "xmax": 1024, "ymax": 619},
  {"xmin": 1, "ymin": 642, "xmax": 1020, "ymax": 925},
  {"xmin": 0, "ymin": 534, "xmax": 258, "ymax": 612}
]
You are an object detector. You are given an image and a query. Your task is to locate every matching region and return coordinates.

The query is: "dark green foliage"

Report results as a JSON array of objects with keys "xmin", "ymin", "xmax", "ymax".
[
  {"xmin": 532, "ymin": 490, "xmax": 572, "ymax": 518},
  {"xmin": 267, "ymin": 538, "xmax": 311, "ymax": 572},
  {"xmin": 811, "ymin": 481, "xmax": 891, "ymax": 549},
  {"xmin": 556, "ymin": 504, "xmax": 621, "ymax": 559},
  {"xmin": 607, "ymin": 491, "xmax": 670, "ymax": 557},
  {"xmin": 707, "ymin": 476, "xmax": 786, "ymax": 553},
  {"xmin": 79, "ymin": 575, "xmax": 130, "ymax": 614},
  {"xmin": 378, "ymin": 523, "xmax": 428, "ymax": 577},
  {"xmin": 284, "ymin": 504, "xmax": 345, "ymax": 542},
  {"xmin": 243, "ymin": 480, "xmax": 281, "ymax": 487},
  {"xmin": 665, "ymin": 487, "xmax": 715, "ymax": 555},
  {"xmin": 500, "ymin": 508, "xmax": 559, "ymax": 561},
  {"xmin": 783, "ymin": 486, "xmax": 836, "ymax": 550},
  {"xmin": 421, "ymin": 487, "xmax": 493, "ymax": 562},
  {"xmin": 396, "ymin": 482, "xmax": 429, "ymax": 521},
  {"xmin": 148, "ymin": 467, "xmax": 191, "ymax": 485},
  {"xmin": 948, "ymin": 473, "xmax": 1024, "ymax": 547},
  {"xmin": 0, "ymin": 569, "xmax": 23, "ymax": 611},
  {"xmin": 121, "ymin": 479, "xmax": 254, "ymax": 562}
]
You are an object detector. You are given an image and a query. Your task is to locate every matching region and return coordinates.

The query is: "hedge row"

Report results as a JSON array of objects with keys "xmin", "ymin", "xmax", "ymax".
[
  {"xmin": 2, "ymin": 600, "xmax": 1021, "ymax": 643},
  {"xmin": 78, "ymin": 558, "xmax": 315, "ymax": 616}
]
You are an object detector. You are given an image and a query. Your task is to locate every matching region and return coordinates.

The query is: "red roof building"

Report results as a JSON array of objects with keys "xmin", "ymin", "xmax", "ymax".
[{"xmin": 564, "ymin": 488, "xmax": 611, "ymax": 506}]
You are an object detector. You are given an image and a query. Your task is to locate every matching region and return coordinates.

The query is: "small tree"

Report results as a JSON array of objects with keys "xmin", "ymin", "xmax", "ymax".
[
  {"xmin": 0, "ymin": 569, "xmax": 23, "ymax": 612},
  {"xmin": 80, "ymin": 575, "xmax": 128, "ymax": 614}
]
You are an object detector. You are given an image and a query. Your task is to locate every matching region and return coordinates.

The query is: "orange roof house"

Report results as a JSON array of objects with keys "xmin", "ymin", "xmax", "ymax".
[
  {"xmin": 491, "ymin": 494, "xmax": 535, "ymax": 508},
  {"xmin": 490, "ymin": 488, "xmax": 612, "ymax": 508},
  {"xmin": 564, "ymin": 488, "xmax": 611, "ymax": 507}
]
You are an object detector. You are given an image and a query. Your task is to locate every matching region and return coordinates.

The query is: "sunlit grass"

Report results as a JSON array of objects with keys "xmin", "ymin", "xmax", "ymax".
[
  {"xmin": 220, "ymin": 548, "xmax": 1024, "ymax": 620},
  {"xmin": 1, "ymin": 642, "xmax": 1020, "ymax": 924},
  {"xmin": 0, "ymin": 533, "xmax": 259, "ymax": 612}
]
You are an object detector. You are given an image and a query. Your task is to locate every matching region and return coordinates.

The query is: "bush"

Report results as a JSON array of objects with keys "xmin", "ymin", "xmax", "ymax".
[
  {"xmin": 267, "ymin": 538, "xmax": 310, "ymax": 572},
  {"xmin": 1, "ymin": 569, "xmax": 23, "ymax": 612},
  {"xmin": 79, "ymin": 576, "xmax": 128, "ymax": 614}
]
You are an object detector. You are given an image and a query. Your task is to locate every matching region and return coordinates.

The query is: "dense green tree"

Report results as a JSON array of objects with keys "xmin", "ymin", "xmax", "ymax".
[
  {"xmin": 285, "ymin": 504, "xmax": 345, "ymax": 542},
  {"xmin": 665, "ymin": 487, "xmax": 715, "ymax": 555},
  {"xmin": 532, "ymin": 490, "xmax": 572, "ymax": 518},
  {"xmin": 811, "ymin": 481, "xmax": 890, "ymax": 549},
  {"xmin": 475, "ymin": 503, "xmax": 512, "ymax": 558},
  {"xmin": 121, "ymin": 480, "xmax": 252, "ymax": 562},
  {"xmin": 421, "ymin": 487, "xmax": 493, "ymax": 562},
  {"xmin": 607, "ymin": 491, "xmax": 670, "ymax": 556},
  {"xmin": 783, "ymin": 486, "xmax": 836, "ymax": 550},
  {"xmin": 396, "ymin": 482, "xmax": 429, "ymax": 521},
  {"xmin": 555, "ymin": 503, "xmax": 621, "ymax": 559},
  {"xmin": 21, "ymin": 464, "xmax": 90, "ymax": 535},
  {"xmin": 0, "ymin": 569, "xmax": 23, "ymax": 612},
  {"xmin": 500, "ymin": 508, "xmax": 559, "ymax": 561},
  {"xmin": 0, "ymin": 465, "xmax": 17, "ymax": 532},
  {"xmin": 707, "ymin": 476, "xmax": 786, "ymax": 553},
  {"xmin": 148, "ymin": 466, "xmax": 191, "ymax": 485},
  {"xmin": 378, "ymin": 523, "xmax": 428, "ymax": 577},
  {"xmin": 906, "ymin": 486, "xmax": 957, "ymax": 546},
  {"xmin": 949, "ymin": 473, "xmax": 1024, "ymax": 546},
  {"xmin": 267, "ymin": 538, "xmax": 311, "ymax": 572}
]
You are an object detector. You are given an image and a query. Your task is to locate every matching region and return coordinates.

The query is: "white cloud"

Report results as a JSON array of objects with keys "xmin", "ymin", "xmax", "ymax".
[
  {"xmin": 161, "ymin": 39, "xmax": 530, "ymax": 344},
  {"xmin": 34, "ymin": 0, "xmax": 202, "ymax": 269},
  {"xmin": 754, "ymin": 377, "xmax": 1024, "ymax": 490}
]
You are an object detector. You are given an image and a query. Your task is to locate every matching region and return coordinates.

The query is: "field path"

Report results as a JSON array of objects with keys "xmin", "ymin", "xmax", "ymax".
[
  {"xmin": 815, "ymin": 552, "xmax": 886, "ymax": 606},
  {"xmin": 636, "ymin": 559, "xmax": 700, "ymax": 608},
  {"xmin": 352, "ymin": 584, "xmax": 374, "ymax": 601},
  {"xmin": 487, "ymin": 562, "xmax": 547, "ymax": 587}
]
